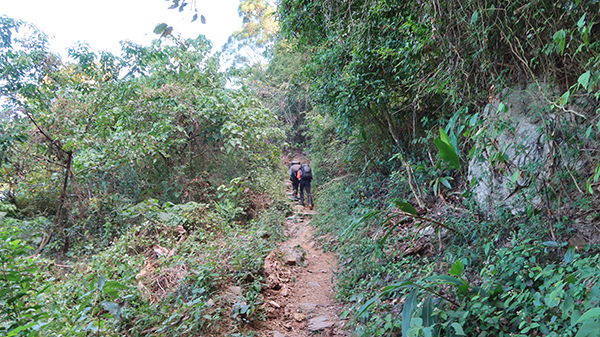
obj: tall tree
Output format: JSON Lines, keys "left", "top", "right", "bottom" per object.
{"left": 1, "top": 18, "right": 283, "bottom": 255}
{"left": 223, "top": 0, "right": 279, "bottom": 68}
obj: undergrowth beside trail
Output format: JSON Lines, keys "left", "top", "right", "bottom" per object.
{"left": 313, "top": 176, "right": 600, "bottom": 336}
{"left": 2, "top": 172, "right": 291, "bottom": 336}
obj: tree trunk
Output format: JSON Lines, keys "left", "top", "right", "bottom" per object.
{"left": 56, "top": 151, "right": 72, "bottom": 259}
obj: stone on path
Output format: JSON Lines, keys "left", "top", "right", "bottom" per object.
{"left": 272, "top": 331, "right": 286, "bottom": 337}
{"left": 284, "top": 247, "right": 304, "bottom": 266}
{"left": 307, "top": 281, "right": 320, "bottom": 287}
{"left": 227, "top": 286, "right": 242, "bottom": 297}
{"left": 308, "top": 315, "right": 335, "bottom": 331}
{"left": 299, "top": 302, "right": 318, "bottom": 312}
{"left": 294, "top": 313, "right": 306, "bottom": 322}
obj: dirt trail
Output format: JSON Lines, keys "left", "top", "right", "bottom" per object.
{"left": 255, "top": 180, "right": 349, "bottom": 337}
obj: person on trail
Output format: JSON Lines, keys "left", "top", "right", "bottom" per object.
{"left": 289, "top": 159, "right": 302, "bottom": 200}
{"left": 296, "top": 163, "right": 313, "bottom": 209}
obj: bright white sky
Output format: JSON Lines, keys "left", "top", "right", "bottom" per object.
{"left": 0, "top": 0, "right": 243, "bottom": 60}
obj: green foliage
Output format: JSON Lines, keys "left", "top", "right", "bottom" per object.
{"left": 226, "top": 0, "right": 278, "bottom": 55}
{"left": 0, "top": 12, "right": 294, "bottom": 336}
{"left": 0, "top": 195, "right": 288, "bottom": 336}
{"left": 59, "top": 276, "right": 129, "bottom": 335}
{"left": 0, "top": 18, "right": 285, "bottom": 255}
{"left": 6, "top": 0, "right": 600, "bottom": 335}
{"left": 434, "top": 128, "right": 460, "bottom": 171}
{"left": 274, "top": 0, "right": 600, "bottom": 336}
{"left": 310, "top": 170, "right": 600, "bottom": 336}
{"left": 0, "top": 228, "right": 46, "bottom": 336}
{"left": 278, "top": 0, "right": 600, "bottom": 207}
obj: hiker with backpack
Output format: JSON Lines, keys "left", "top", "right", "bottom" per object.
{"left": 296, "top": 163, "right": 313, "bottom": 209}
{"left": 289, "top": 160, "right": 302, "bottom": 200}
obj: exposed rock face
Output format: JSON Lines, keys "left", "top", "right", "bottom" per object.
{"left": 468, "top": 83, "right": 593, "bottom": 216}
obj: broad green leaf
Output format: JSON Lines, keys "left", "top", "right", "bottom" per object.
{"left": 578, "top": 71, "right": 591, "bottom": 91}
{"left": 469, "top": 113, "right": 479, "bottom": 126}
{"left": 356, "top": 296, "right": 378, "bottom": 318}
{"left": 576, "top": 308, "right": 600, "bottom": 324}
{"left": 393, "top": 200, "right": 418, "bottom": 215}
{"left": 575, "top": 319, "right": 600, "bottom": 337}
{"left": 7, "top": 292, "right": 27, "bottom": 305}
{"left": 458, "top": 283, "right": 470, "bottom": 296}
{"left": 449, "top": 260, "right": 463, "bottom": 277}
{"left": 85, "top": 321, "right": 99, "bottom": 333}
{"left": 565, "top": 274, "right": 577, "bottom": 284}
{"left": 510, "top": 170, "right": 520, "bottom": 183}
{"left": 564, "top": 247, "right": 576, "bottom": 264}
{"left": 101, "top": 301, "right": 121, "bottom": 320}
{"left": 470, "top": 10, "right": 479, "bottom": 25}
{"left": 558, "top": 90, "right": 570, "bottom": 106}
{"left": 421, "top": 294, "right": 435, "bottom": 327}
{"left": 564, "top": 294, "right": 575, "bottom": 314}
{"left": 439, "top": 128, "right": 451, "bottom": 145}
{"left": 342, "top": 211, "right": 382, "bottom": 237}
{"left": 6, "top": 271, "right": 20, "bottom": 282}
{"left": 161, "top": 26, "right": 173, "bottom": 37}
{"left": 553, "top": 29, "right": 567, "bottom": 54}
{"left": 78, "top": 290, "right": 94, "bottom": 300}
{"left": 440, "top": 177, "right": 452, "bottom": 189}
{"left": 97, "top": 276, "right": 106, "bottom": 292}
{"left": 153, "top": 23, "right": 168, "bottom": 34}
{"left": 468, "top": 146, "right": 476, "bottom": 160}
{"left": 448, "top": 130, "right": 459, "bottom": 155}
{"left": 451, "top": 322, "right": 466, "bottom": 336}
{"left": 434, "top": 138, "right": 461, "bottom": 170}
{"left": 577, "top": 13, "right": 586, "bottom": 28}
{"left": 542, "top": 241, "right": 559, "bottom": 247}
{"left": 402, "top": 289, "right": 418, "bottom": 337}
{"left": 572, "top": 311, "right": 582, "bottom": 327}
{"left": 103, "top": 281, "right": 128, "bottom": 297}
{"left": 498, "top": 102, "right": 508, "bottom": 113}
{"left": 544, "top": 288, "right": 561, "bottom": 308}
{"left": 586, "top": 125, "right": 593, "bottom": 139}
{"left": 7, "top": 322, "right": 37, "bottom": 336}
{"left": 427, "top": 274, "right": 463, "bottom": 286}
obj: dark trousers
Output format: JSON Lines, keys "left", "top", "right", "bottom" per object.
{"left": 299, "top": 179, "right": 312, "bottom": 204}
{"left": 291, "top": 178, "right": 299, "bottom": 195}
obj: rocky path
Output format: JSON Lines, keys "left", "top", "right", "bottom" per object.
{"left": 254, "top": 182, "right": 348, "bottom": 337}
